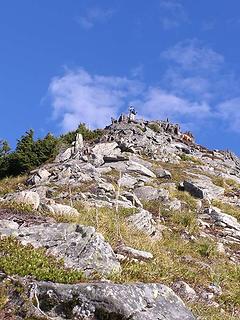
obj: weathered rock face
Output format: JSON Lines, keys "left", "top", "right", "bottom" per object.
{"left": 0, "top": 220, "right": 121, "bottom": 276}
{"left": 27, "top": 168, "right": 51, "bottom": 185}
{"left": 6, "top": 278, "right": 195, "bottom": 320}
{"left": 134, "top": 186, "right": 169, "bottom": 202}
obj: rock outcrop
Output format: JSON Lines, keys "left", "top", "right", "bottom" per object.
{"left": 0, "top": 274, "right": 196, "bottom": 320}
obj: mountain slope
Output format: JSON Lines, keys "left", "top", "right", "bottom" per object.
{"left": 0, "top": 117, "right": 239, "bottom": 319}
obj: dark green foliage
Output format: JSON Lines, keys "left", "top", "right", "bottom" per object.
{"left": 0, "top": 123, "right": 103, "bottom": 179}
{"left": 0, "top": 140, "right": 11, "bottom": 178}
{"left": 0, "top": 140, "right": 10, "bottom": 156}
{"left": 60, "top": 123, "right": 103, "bottom": 145}
{"left": 0, "top": 131, "right": 59, "bottom": 177}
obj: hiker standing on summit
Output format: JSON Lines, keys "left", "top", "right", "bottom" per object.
{"left": 129, "top": 106, "right": 137, "bottom": 121}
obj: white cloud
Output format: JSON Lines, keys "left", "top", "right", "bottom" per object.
{"left": 49, "top": 68, "right": 142, "bottom": 131}
{"left": 77, "top": 7, "right": 114, "bottom": 29}
{"left": 159, "top": 0, "right": 188, "bottom": 29}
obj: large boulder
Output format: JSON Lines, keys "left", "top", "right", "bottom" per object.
{"left": 127, "top": 161, "right": 156, "bottom": 178}
{"left": 44, "top": 203, "right": 80, "bottom": 216}
{"left": 4, "top": 191, "right": 40, "bottom": 210}
{"left": 27, "top": 168, "right": 51, "bottom": 185}
{"left": 183, "top": 175, "right": 224, "bottom": 200}
{"left": 11, "top": 280, "right": 196, "bottom": 320}
{"left": 91, "top": 142, "right": 122, "bottom": 165}
{"left": 0, "top": 221, "right": 121, "bottom": 276}
{"left": 127, "top": 209, "right": 157, "bottom": 236}
{"left": 134, "top": 186, "right": 169, "bottom": 201}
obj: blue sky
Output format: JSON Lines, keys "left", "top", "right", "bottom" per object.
{"left": 1, "top": 0, "right": 240, "bottom": 154}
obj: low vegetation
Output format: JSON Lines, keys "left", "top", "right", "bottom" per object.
{"left": 0, "top": 237, "right": 84, "bottom": 283}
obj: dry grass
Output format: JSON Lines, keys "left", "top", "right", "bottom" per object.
{"left": 0, "top": 175, "right": 27, "bottom": 196}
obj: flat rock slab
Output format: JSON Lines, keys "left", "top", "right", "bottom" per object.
{"left": 115, "top": 244, "right": 153, "bottom": 261}
{"left": 0, "top": 220, "right": 120, "bottom": 276}
{"left": 29, "top": 281, "right": 196, "bottom": 320}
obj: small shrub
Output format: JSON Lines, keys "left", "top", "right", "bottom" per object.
{"left": 180, "top": 154, "right": 204, "bottom": 165}
{"left": 196, "top": 239, "right": 217, "bottom": 258}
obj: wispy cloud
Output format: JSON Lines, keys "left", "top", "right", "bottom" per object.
{"left": 162, "top": 39, "right": 224, "bottom": 72}
{"left": 77, "top": 7, "right": 115, "bottom": 29}
{"left": 161, "top": 39, "right": 239, "bottom": 102}
{"left": 159, "top": 0, "right": 188, "bottom": 29}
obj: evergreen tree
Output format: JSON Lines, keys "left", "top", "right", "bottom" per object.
{"left": 34, "top": 133, "right": 58, "bottom": 165}
{"left": 14, "top": 129, "right": 37, "bottom": 173}
{"left": 0, "top": 140, "right": 11, "bottom": 178}
{"left": 0, "top": 140, "right": 10, "bottom": 157}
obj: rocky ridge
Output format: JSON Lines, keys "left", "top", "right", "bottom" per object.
{"left": 0, "top": 116, "right": 240, "bottom": 319}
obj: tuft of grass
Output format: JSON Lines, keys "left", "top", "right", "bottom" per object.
{"left": 0, "top": 237, "right": 85, "bottom": 283}
{"left": 190, "top": 303, "right": 240, "bottom": 320}
{"left": 212, "top": 176, "right": 226, "bottom": 188}
{"left": 196, "top": 239, "right": 218, "bottom": 258}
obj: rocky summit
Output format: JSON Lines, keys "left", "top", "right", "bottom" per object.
{"left": 0, "top": 115, "right": 240, "bottom": 320}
